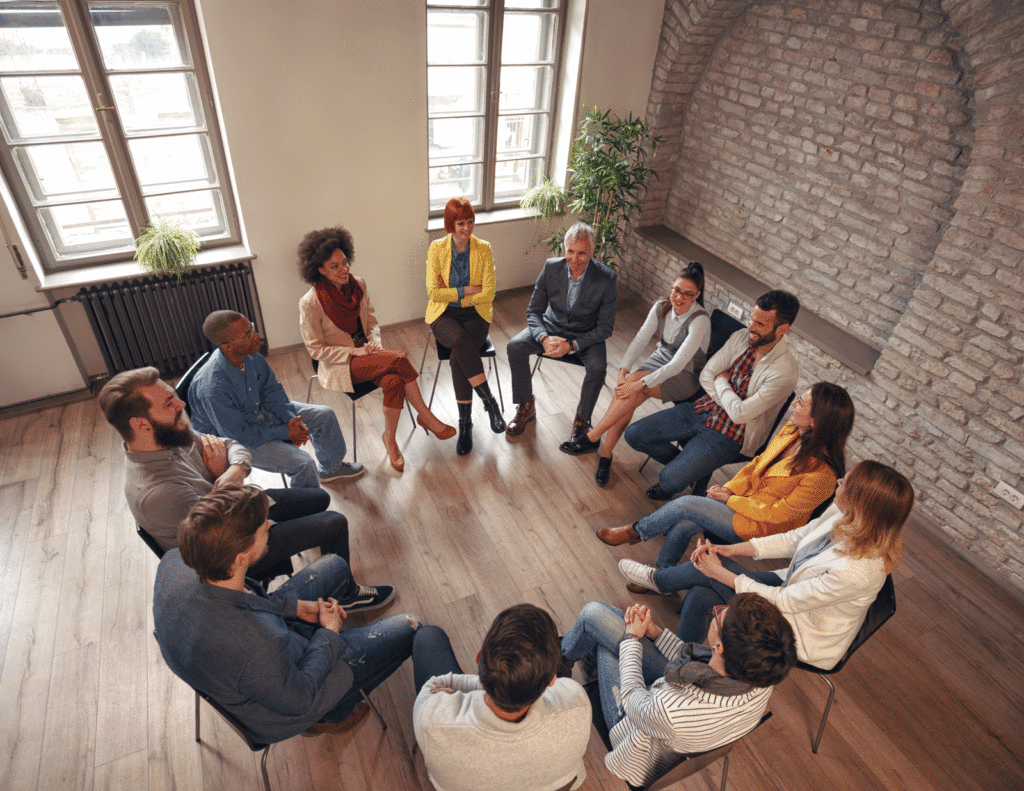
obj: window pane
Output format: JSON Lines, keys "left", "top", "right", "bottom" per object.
{"left": 501, "top": 12, "right": 556, "bottom": 63}
{"left": 88, "top": 2, "right": 190, "bottom": 70}
{"left": 14, "top": 141, "right": 119, "bottom": 202}
{"left": 427, "top": 0, "right": 486, "bottom": 7}
{"left": 426, "top": 10, "right": 487, "bottom": 65}
{"left": 494, "top": 157, "right": 542, "bottom": 203}
{"left": 428, "top": 65, "right": 485, "bottom": 115}
{"left": 429, "top": 117, "right": 483, "bottom": 165}
{"left": 496, "top": 113, "right": 548, "bottom": 159}
{"left": 505, "top": 0, "right": 559, "bottom": 9}
{"left": 0, "top": 76, "right": 98, "bottom": 140}
{"left": 146, "top": 189, "right": 227, "bottom": 237}
{"left": 129, "top": 134, "right": 215, "bottom": 194}
{"left": 498, "top": 65, "right": 551, "bottom": 112}
{"left": 0, "top": 3, "right": 77, "bottom": 71}
{"left": 43, "top": 199, "right": 133, "bottom": 256}
{"left": 429, "top": 162, "right": 481, "bottom": 212}
{"left": 109, "top": 71, "right": 203, "bottom": 133}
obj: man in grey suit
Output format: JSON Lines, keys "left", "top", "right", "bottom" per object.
{"left": 505, "top": 222, "right": 618, "bottom": 444}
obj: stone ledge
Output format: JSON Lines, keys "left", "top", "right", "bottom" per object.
{"left": 636, "top": 224, "right": 881, "bottom": 375}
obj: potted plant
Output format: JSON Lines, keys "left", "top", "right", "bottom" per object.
{"left": 520, "top": 106, "right": 662, "bottom": 269}
{"left": 134, "top": 220, "right": 201, "bottom": 278}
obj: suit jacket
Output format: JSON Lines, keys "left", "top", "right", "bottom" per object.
{"left": 425, "top": 234, "right": 496, "bottom": 324}
{"left": 723, "top": 422, "right": 838, "bottom": 540}
{"left": 697, "top": 328, "right": 799, "bottom": 455}
{"left": 153, "top": 550, "right": 354, "bottom": 744}
{"left": 298, "top": 275, "right": 383, "bottom": 393}
{"left": 734, "top": 505, "right": 887, "bottom": 670}
{"left": 526, "top": 257, "right": 617, "bottom": 351}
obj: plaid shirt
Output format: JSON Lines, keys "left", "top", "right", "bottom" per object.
{"left": 694, "top": 345, "right": 758, "bottom": 443}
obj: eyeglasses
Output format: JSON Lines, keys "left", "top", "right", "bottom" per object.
{"left": 228, "top": 323, "right": 256, "bottom": 344}
{"left": 672, "top": 287, "right": 699, "bottom": 300}
{"left": 712, "top": 604, "right": 728, "bottom": 634}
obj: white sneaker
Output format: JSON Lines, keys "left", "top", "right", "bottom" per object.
{"left": 618, "top": 559, "right": 659, "bottom": 593}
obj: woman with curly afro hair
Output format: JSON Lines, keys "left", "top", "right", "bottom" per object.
{"left": 298, "top": 225, "right": 455, "bottom": 471}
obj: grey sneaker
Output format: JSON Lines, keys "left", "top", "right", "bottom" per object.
{"left": 321, "top": 462, "right": 365, "bottom": 482}
{"left": 339, "top": 584, "right": 396, "bottom": 613}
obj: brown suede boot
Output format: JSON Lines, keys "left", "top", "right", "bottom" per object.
{"left": 596, "top": 522, "right": 641, "bottom": 546}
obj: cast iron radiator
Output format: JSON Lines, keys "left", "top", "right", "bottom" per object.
{"left": 78, "top": 261, "right": 266, "bottom": 378}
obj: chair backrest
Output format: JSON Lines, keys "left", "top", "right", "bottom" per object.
{"left": 644, "top": 711, "right": 773, "bottom": 791}
{"left": 175, "top": 351, "right": 213, "bottom": 417}
{"left": 751, "top": 390, "right": 795, "bottom": 458}
{"left": 195, "top": 686, "right": 270, "bottom": 751}
{"left": 137, "top": 524, "right": 166, "bottom": 559}
{"left": 827, "top": 574, "right": 896, "bottom": 675}
{"left": 707, "top": 308, "right": 745, "bottom": 359}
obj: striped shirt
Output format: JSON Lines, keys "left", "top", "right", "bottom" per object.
{"left": 605, "top": 631, "right": 772, "bottom": 788}
{"left": 693, "top": 345, "right": 758, "bottom": 444}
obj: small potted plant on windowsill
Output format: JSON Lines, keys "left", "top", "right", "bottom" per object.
{"left": 134, "top": 220, "right": 201, "bottom": 279}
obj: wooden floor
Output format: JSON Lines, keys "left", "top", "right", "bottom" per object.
{"left": 1, "top": 289, "right": 1022, "bottom": 791}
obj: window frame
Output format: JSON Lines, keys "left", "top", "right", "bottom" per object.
{"left": 0, "top": 0, "right": 241, "bottom": 273}
{"left": 426, "top": 0, "right": 568, "bottom": 218}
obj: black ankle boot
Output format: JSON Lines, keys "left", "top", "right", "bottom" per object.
{"left": 457, "top": 402, "right": 473, "bottom": 456}
{"left": 473, "top": 382, "right": 506, "bottom": 433}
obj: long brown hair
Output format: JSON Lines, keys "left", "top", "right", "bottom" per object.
{"left": 656, "top": 261, "right": 705, "bottom": 320}
{"left": 788, "top": 382, "right": 854, "bottom": 476}
{"left": 832, "top": 461, "right": 913, "bottom": 573}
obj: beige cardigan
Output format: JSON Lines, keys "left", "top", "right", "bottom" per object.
{"left": 298, "top": 277, "right": 383, "bottom": 393}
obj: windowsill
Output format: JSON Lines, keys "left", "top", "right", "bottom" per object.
{"left": 34, "top": 244, "right": 256, "bottom": 292}
{"left": 426, "top": 206, "right": 538, "bottom": 233}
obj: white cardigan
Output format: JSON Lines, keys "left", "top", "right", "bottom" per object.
{"left": 734, "top": 504, "right": 886, "bottom": 670}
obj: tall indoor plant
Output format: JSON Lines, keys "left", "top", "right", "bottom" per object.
{"left": 520, "top": 106, "right": 662, "bottom": 268}
{"left": 134, "top": 220, "right": 201, "bottom": 279}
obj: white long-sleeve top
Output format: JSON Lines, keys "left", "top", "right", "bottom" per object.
{"left": 619, "top": 302, "right": 711, "bottom": 388}
{"left": 734, "top": 504, "right": 887, "bottom": 670}
{"left": 606, "top": 630, "right": 772, "bottom": 788}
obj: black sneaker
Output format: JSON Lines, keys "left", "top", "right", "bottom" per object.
{"left": 339, "top": 584, "right": 396, "bottom": 613}
{"left": 559, "top": 433, "right": 600, "bottom": 456}
{"left": 646, "top": 483, "right": 672, "bottom": 501}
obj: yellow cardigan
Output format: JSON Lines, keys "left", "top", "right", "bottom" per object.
{"left": 424, "top": 234, "right": 496, "bottom": 324}
{"left": 724, "top": 422, "right": 838, "bottom": 540}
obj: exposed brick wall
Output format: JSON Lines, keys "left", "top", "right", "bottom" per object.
{"left": 624, "top": 0, "right": 1024, "bottom": 594}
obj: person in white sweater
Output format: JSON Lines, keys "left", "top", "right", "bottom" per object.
{"left": 561, "top": 262, "right": 711, "bottom": 488}
{"left": 654, "top": 460, "right": 913, "bottom": 670}
{"left": 412, "top": 604, "right": 591, "bottom": 791}
{"left": 559, "top": 595, "right": 796, "bottom": 789}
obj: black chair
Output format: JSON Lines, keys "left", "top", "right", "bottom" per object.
{"left": 175, "top": 350, "right": 213, "bottom": 414}
{"left": 418, "top": 331, "right": 504, "bottom": 413}
{"left": 194, "top": 687, "right": 273, "bottom": 791}
{"left": 137, "top": 524, "right": 166, "bottom": 559}
{"left": 531, "top": 349, "right": 585, "bottom": 376}
{"left": 797, "top": 574, "right": 897, "bottom": 753}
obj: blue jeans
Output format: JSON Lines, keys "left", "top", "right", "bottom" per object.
{"left": 249, "top": 487, "right": 351, "bottom": 586}
{"left": 635, "top": 496, "right": 741, "bottom": 574}
{"left": 251, "top": 401, "right": 348, "bottom": 488}
{"left": 561, "top": 601, "right": 669, "bottom": 731}
{"left": 411, "top": 624, "right": 464, "bottom": 691}
{"left": 623, "top": 402, "right": 740, "bottom": 495}
{"left": 674, "top": 559, "right": 783, "bottom": 642}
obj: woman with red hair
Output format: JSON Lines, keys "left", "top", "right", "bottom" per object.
{"left": 425, "top": 197, "right": 505, "bottom": 455}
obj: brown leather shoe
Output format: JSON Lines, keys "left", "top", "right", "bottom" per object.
{"left": 505, "top": 397, "right": 536, "bottom": 436}
{"left": 303, "top": 701, "right": 369, "bottom": 735}
{"left": 626, "top": 582, "right": 663, "bottom": 595}
{"left": 596, "top": 522, "right": 641, "bottom": 546}
{"left": 569, "top": 414, "right": 591, "bottom": 443}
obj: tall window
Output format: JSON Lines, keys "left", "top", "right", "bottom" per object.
{"left": 0, "top": 1, "right": 238, "bottom": 272}
{"left": 427, "top": 0, "right": 564, "bottom": 214}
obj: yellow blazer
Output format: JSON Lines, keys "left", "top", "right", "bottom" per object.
{"left": 724, "top": 422, "right": 838, "bottom": 540}
{"left": 424, "top": 234, "right": 496, "bottom": 324}
{"left": 298, "top": 276, "right": 383, "bottom": 393}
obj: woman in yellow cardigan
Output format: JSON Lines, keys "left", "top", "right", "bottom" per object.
{"left": 425, "top": 197, "right": 505, "bottom": 455}
{"left": 597, "top": 382, "right": 854, "bottom": 593}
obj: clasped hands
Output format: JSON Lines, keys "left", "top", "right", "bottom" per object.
{"left": 436, "top": 273, "right": 481, "bottom": 296}
{"left": 541, "top": 334, "right": 572, "bottom": 358}
{"left": 200, "top": 434, "right": 247, "bottom": 488}
{"left": 706, "top": 484, "right": 733, "bottom": 503}
{"left": 614, "top": 370, "right": 646, "bottom": 399}
{"left": 690, "top": 537, "right": 741, "bottom": 583}
{"left": 287, "top": 416, "right": 310, "bottom": 446}
{"left": 296, "top": 597, "right": 347, "bottom": 633}
{"left": 623, "top": 603, "right": 663, "bottom": 641}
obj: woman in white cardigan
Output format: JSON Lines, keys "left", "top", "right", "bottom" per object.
{"left": 298, "top": 226, "right": 455, "bottom": 472}
{"left": 666, "top": 460, "right": 912, "bottom": 670}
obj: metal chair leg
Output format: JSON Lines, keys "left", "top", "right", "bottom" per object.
{"left": 532, "top": 355, "right": 543, "bottom": 375}
{"left": 488, "top": 357, "right": 504, "bottom": 412}
{"left": 418, "top": 329, "right": 433, "bottom": 374}
{"left": 351, "top": 400, "right": 358, "bottom": 463}
{"left": 811, "top": 674, "right": 837, "bottom": 753}
{"left": 360, "top": 689, "right": 387, "bottom": 730}
{"left": 426, "top": 360, "right": 442, "bottom": 416}
{"left": 195, "top": 690, "right": 201, "bottom": 743}
{"left": 719, "top": 753, "right": 730, "bottom": 791}
{"left": 259, "top": 746, "right": 271, "bottom": 791}
{"left": 639, "top": 454, "right": 652, "bottom": 473}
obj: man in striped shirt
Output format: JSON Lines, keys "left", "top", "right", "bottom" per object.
{"left": 560, "top": 593, "right": 796, "bottom": 788}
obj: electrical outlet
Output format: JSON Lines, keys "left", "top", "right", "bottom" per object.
{"left": 994, "top": 481, "right": 1024, "bottom": 510}
{"left": 726, "top": 302, "right": 744, "bottom": 321}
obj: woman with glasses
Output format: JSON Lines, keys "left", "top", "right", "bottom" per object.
{"left": 561, "top": 263, "right": 710, "bottom": 487}
{"left": 601, "top": 382, "right": 854, "bottom": 589}
{"left": 298, "top": 225, "right": 455, "bottom": 472}
{"left": 638, "top": 460, "right": 912, "bottom": 670}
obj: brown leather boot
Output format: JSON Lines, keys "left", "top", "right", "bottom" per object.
{"left": 596, "top": 522, "right": 641, "bottom": 546}
{"left": 569, "top": 414, "right": 591, "bottom": 443}
{"left": 303, "top": 701, "right": 369, "bottom": 735}
{"left": 506, "top": 397, "right": 536, "bottom": 436}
